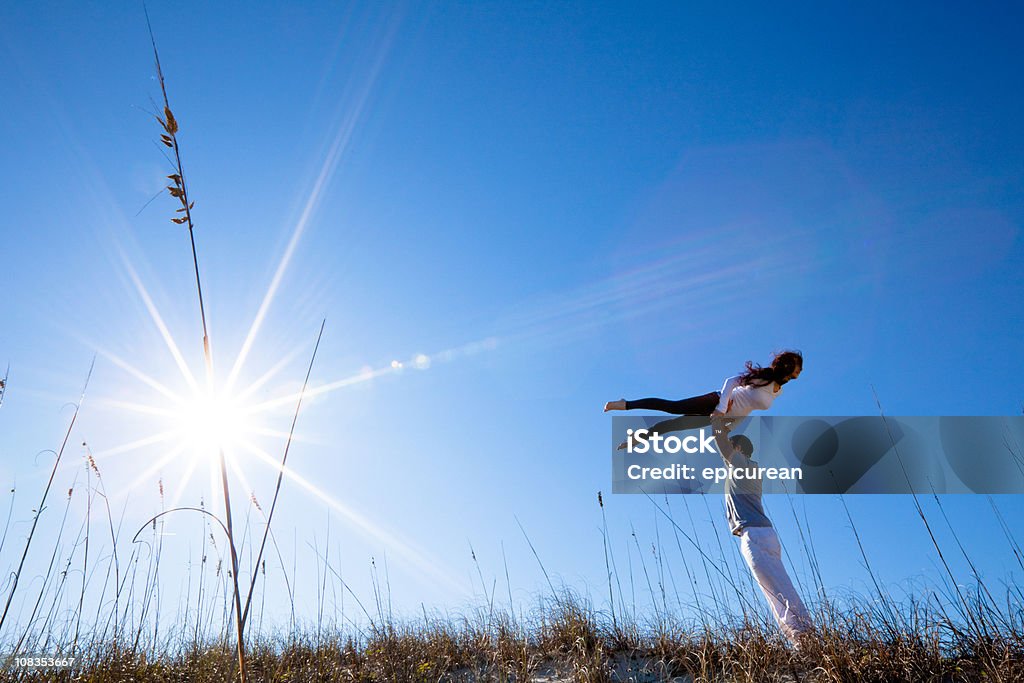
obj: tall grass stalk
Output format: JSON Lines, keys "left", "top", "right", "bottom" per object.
{"left": 14, "top": 476, "right": 77, "bottom": 654}
{"left": 145, "top": 11, "right": 248, "bottom": 679}
{"left": 515, "top": 516, "right": 558, "bottom": 607}
{"left": 989, "top": 496, "right": 1024, "bottom": 573}
{"left": 597, "top": 491, "right": 618, "bottom": 630}
{"left": 241, "top": 321, "right": 325, "bottom": 632}
{"left": 663, "top": 495, "right": 708, "bottom": 630}
{"left": 0, "top": 357, "right": 94, "bottom": 635}
{"left": 872, "top": 386, "right": 1005, "bottom": 679}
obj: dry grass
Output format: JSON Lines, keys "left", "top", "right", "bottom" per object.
{"left": 3, "top": 587, "right": 1022, "bottom": 681}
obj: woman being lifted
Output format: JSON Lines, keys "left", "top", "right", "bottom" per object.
{"left": 604, "top": 351, "right": 803, "bottom": 444}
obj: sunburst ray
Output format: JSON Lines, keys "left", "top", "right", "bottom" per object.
{"left": 239, "top": 441, "right": 469, "bottom": 596}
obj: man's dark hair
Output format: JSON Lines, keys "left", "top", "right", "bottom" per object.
{"left": 730, "top": 434, "right": 754, "bottom": 458}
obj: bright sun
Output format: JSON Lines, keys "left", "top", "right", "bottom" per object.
{"left": 171, "top": 389, "right": 255, "bottom": 459}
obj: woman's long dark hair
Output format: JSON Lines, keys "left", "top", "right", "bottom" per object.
{"left": 739, "top": 350, "right": 803, "bottom": 387}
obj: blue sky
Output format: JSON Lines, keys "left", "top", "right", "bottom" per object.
{"left": 1, "top": 2, "right": 1022, "bottom": 631}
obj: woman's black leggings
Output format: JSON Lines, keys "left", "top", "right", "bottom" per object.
{"left": 624, "top": 391, "right": 721, "bottom": 436}
{"left": 625, "top": 391, "right": 721, "bottom": 415}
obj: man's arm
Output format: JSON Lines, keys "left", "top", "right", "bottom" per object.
{"left": 710, "top": 416, "right": 742, "bottom": 467}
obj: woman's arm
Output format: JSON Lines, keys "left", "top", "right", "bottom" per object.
{"left": 715, "top": 375, "right": 741, "bottom": 413}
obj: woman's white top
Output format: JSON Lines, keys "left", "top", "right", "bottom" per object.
{"left": 715, "top": 375, "right": 781, "bottom": 418}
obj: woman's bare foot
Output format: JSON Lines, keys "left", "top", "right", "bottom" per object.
{"left": 604, "top": 399, "right": 627, "bottom": 412}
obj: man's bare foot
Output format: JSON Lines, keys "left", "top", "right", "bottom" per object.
{"left": 604, "top": 399, "right": 627, "bottom": 412}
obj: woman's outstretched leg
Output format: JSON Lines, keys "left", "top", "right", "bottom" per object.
{"left": 605, "top": 391, "right": 720, "bottom": 415}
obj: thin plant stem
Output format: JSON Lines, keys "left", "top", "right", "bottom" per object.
{"left": 241, "top": 320, "right": 325, "bottom": 630}
{"left": 0, "top": 357, "right": 94, "bottom": 634}
{"left": 144, "top": 7, "right": 247, "bottom": 679}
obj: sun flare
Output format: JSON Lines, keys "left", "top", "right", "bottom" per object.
{"left": 170, "top": 388, "right": 255, "bottom": 460}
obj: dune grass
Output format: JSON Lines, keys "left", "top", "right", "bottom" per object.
{"left": 3, "top": 585, "right": 1023, "bottom": 681}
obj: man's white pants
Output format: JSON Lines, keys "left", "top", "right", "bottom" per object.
{"left": 739, "top": 526, "right": 812, "bottom": 645}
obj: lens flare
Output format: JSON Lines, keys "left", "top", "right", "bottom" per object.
{"left": 171, "top": 389, "right": 254, "bottom": 460}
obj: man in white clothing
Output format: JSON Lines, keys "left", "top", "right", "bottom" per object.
{"left": 710, "top": 415, "right": 814, "bottom": 647}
